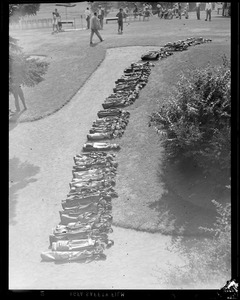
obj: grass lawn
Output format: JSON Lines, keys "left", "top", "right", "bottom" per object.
{"left": 9, "top": 11, "right": 230, "bottom": 122}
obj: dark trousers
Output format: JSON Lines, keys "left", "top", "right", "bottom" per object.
{"left": 86, "top": 16, "right": 90, "bottom": 29}
{"left": 90, "top": 29, "right": 102, "bottom": 43}
{"left": 205, "top": 9, "right": 211, "bottom": 21}
{"left": 196, "top": 7, "right": 200, "bottom": 19}
{"left": 118, "top": 21, "right": 123, "bottom": 32}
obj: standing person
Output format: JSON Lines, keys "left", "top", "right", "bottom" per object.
{"left": 157, "top": 3, "right": 162, "bottom": 17}
{"left": 98, "top": 5, "right": 104, "bottom": 30}
{"left": 196, "top": 2, "right": 201, "bottom": 20}
{"left": 85, "top": 7, "right": 91, "bottom": 29}
{"left": 11, "top": 83, "right": 27, "bottom": 112}
{"left": 54, "top": 9, "right": 60, "bottom": 31}
{"left": 174, "top": 3, "right": 178, "bottom": 17}
{"left": 116, "top": 8, "right": 124, "bottom": 34}
{"left": 90, "top": 12, "right": 103, "bottom": 45}
{"left": 57, "top": 11, "right": 62, "bottom": 31}
{"left": 52, "top": 12, "right": 58, "bottom": 33}
{"left": 133, "top": 3, "right": 138, "bottom": 19}
{"left": 177, "top": 3, "right": 182, "bottom": 19}
{"left": 184, "top": 3, "right": 189, "bottom": 19}
{"left": 144, "top": 7, "right": 150, "bottom": 21}
{"left": 161, "top": 6, "right": 166, "bottom": 18}
{"left": 205, "top": 2, "right": 212, "bottom": 21}
{"left": 148, "top": 3, "right": 153, "bottom": 16}
{"left": 222, "top": 2, "right": 227, "bottom": 17}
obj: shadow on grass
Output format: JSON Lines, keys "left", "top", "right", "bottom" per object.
{"left": 9, "top": 110, "right": 25, "bottom": 132}
{"left": 9, "top": 157, "right": 40, "bottom": 225}
{"left": 148, "top": 157, "right": 230, "bottom": 236}
{"left": 90, "top": 41, "right": 103, "bottom": 47}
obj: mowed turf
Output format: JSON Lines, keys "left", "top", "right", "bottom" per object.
{"left": 9, "top": 11, "right": 230, "bottom": 122}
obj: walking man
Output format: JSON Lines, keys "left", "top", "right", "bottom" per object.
{"left": 85, "top": 7, "right": 91, "bottom": 29}
{"left": 205, "top": 2, "right": 212, "bottom": 21}
{"left": 196, "top": 2, "right": 201, "bottom": 20}
{"left": 90, "top": 12, "right": 103, "bottom": 45}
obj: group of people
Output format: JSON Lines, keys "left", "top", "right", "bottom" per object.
{"left": 156, "top": 3, "right": 189, "bottom": 19}
{"left": 86, "top": 5, "right": 126, "bottom": 43}
{"left": 155, "top": 2, "right": 215, "bottom": 22}
{"left": 52, "top": 8, "right": 62, "bottom": 34}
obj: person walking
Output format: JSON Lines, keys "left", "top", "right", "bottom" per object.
{"left": 98, "top": 5, "right": 104, "bottom": 30}
{"left": 116, "top": 8, "right": 124, "bottom": 34}
{"left": 205, "top": 2, "right": 212, "bottom": 21}
{"left": 196, "top": 2, "right": 201, "bottom": 20}
{"left": 90, "top": 12, "right": 103, "bottom": 45}
{"left": 85, "top": 7, "right": 91, "bottom": 29}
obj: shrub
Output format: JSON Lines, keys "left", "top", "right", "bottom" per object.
{"left": 9, "top": 37, "right": 49, "bottom": 94}
{"left": 149, "top": 56, "right": 231, "bottom": 176}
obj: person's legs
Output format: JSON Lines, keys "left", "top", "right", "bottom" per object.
{"left": 18, "top": 86, "right": 27, "bottom": 109}
{"left": 12, "top": 89, "right": 20, "bottom": 111}
{"left": 95, "top": 29, "right": 103, "bottom": 41}
{"left": 209, "top": 9, "right": 211, "bottom": 21}
{"left": 205, "top": 10, "right": 208, "bottom": 20}
{"left": 120, "top": 21, "right": 123, "bottom": 33}
{"left": 197, "top": 7, "right": 200, "bottom": 19}
{"left": 90, "top": 29, "right": 94, "bottom": 43}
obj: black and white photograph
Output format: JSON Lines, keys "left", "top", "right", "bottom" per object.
{"left": 8, "top": 1, "right": 236, "bottom": 295}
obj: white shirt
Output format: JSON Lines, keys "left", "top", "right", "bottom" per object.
{"left": 85, "top": 9, "right": 91, "bottom": 18}
{"left": 196, "top": 2, "right": 200, "bottom": 7}
{"left": 205, "top": 3, "right": 212, "bottom": 10}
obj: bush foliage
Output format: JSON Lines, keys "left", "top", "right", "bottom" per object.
{"left": 149, "top": 57, "right": 231, "bottom": 175}
{"left": 9, "top": 4, "right": 41, "bottom": 23}
{"left": 9, "top": 36, "right": 49, "bottom": 93}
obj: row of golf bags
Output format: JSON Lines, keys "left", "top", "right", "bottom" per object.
{"left": 141, "top": 36, "right": 212, "bottom": 60}
{"left": 41, "top": 37, "right": 212, "bottom": 262}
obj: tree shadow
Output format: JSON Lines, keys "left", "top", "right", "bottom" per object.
{"left": 148, "top": 157, "right": 230, "bottom": 236}
{"left": 9, "top": 157, "right": 40, "bottom": 225}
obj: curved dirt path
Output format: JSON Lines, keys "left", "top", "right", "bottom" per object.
{"left": 9, "top": 46, "right": 216, "bottom": 290}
